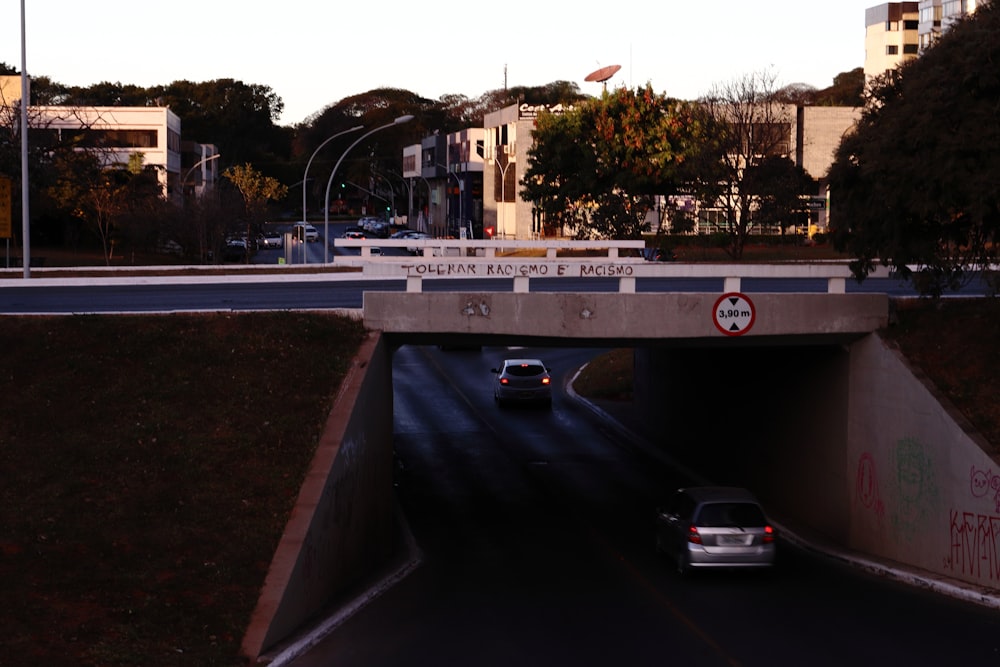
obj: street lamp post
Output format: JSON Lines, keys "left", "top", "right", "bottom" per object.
{"left": 181, "top": 153, "right": 220, "bottom": 198}
{"left": 323, "top": 114, "right": 414, "bottom": 262}
{"left": 376, "top": 170, "right": 411, "bottom": 224}
{"left": 19, "top": 0, "right": 30, "bottom": 278}
{"left": 437, "top": 163, "right": 463, "bottom": 238}
{"left": 180, "top": 153, "right": 220, "bottom": 262}
{"left": 301, "top": 125, "right": 364, "bottom": 265}
{"left": 416, "top": 175, "right": 432, "bottom": 233}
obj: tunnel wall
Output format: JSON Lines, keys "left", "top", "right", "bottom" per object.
{"left": 242, "top": 332, "right": 395, "bottom": 660}
{"left": 634, "top": 343, "right": 851, "bottom": 540}
{"left": 637, "top": 333, "right": 1000, "bottom": 590}
{"left": 846, "top": 334, "right": 1000, "bottom": 589}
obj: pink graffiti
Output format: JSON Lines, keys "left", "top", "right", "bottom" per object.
{"left": 948, "top": 509, "right": 1000, "bottom": 581}
{"left": 856, "top": 453, "right": 885, "bottom": 526}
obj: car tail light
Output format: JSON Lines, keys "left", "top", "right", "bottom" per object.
{"left": 763, "top": 525, "right": 775, "bottom": 544}
{"left": 687, "top": 525, "right": 702, "bottom": 544}
{"left": 500, "top": 378, "right": 509, "bottom": 385}
{"left": 541, "top": 377, "right": 551, "bottom": 385}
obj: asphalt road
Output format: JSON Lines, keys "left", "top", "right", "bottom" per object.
{"left": 278, "top": 345, "right": 1000, "bottom": 667}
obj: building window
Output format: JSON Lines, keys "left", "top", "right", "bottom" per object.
{"left": 904, "top": 19, "right": 919, "bottom": 30}
{"left": 903, "top": 44, "right": 919, "bottom": 54}
{"left": 886, "top": 45, "right": 899, "bottom": 55}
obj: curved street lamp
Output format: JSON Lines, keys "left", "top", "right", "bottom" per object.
{"left": 323, "top": 114, "right": 414, "bottom": 263}
{"left": 181, "top": 153, "right": 220, "bottom": 199}
{"left": 437, "top": 162, "right": 463, "bottom": 238}
{"left": 300, "top": 125, "right": 364, "bottom": 265}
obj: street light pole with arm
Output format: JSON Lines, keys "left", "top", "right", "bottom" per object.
{"left": 301, "top": 125, "right": 364, "bottom": 264}
{"left": 436, "top": 163, "right": 463, "bottom": 237}
{"left": 323, "top": 114, "right": 414, "bottom": 262}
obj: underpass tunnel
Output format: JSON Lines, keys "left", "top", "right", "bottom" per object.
{"left": 633, "top": 343, "right": 852, "bottom": 543}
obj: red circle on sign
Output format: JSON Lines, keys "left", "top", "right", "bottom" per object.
{"left": 712, "top": 292, "right": 756, "bottom": 336}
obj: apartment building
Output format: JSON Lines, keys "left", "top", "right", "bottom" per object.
{"left": 864, "top": 2, "right": 921, "bottom": 84}
{"left": 918, "top": 0, "right": 981, "bottom": 50}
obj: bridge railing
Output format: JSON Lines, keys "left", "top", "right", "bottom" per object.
{"left": 332, "top": 239, "right": 901, "bottom": 294}
{"left": 333, "top": 237, "right": 646, "bottom": 260}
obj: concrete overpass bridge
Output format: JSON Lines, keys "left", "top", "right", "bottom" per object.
{"left": 245, "top": 243, "right": 998, "bottom": 660}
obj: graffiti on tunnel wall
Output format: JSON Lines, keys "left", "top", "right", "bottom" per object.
{"left": 946, "top": 466, "right": 1000, "bottom": 580}
{"left": 855, "top": 437, "right": 939, "bottom": 541}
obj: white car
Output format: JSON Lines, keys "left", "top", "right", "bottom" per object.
{"left": 491, "top": 358, "right": 552, "bottom": 408}
{"left": 293, "top": 222, "right": 319, "bottom": 242}
{"left": 405, "top": 232, "right": 432, "bottom": 254}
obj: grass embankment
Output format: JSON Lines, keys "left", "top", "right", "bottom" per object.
{"left": 0, "top": 313, "right": 367, "bottom": 666}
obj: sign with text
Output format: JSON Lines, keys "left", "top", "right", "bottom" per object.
{"left": 0, "top": 176, "right": 11, "bottom": 239}
{"left": 402, "top": 261, "right": 636, "bottom": 278}
{"left": 713, "top": 292, "right": 756, "bottom": 336}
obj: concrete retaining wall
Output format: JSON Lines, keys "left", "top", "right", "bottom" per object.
{"left": 636, "top": 332, "right": 1000, "bottom": 589}
{"left": 241, "top": 333, "right": 394, "bottom": 660}
{"left": 846, "top": 334, "right": 1000, "bottom": 588}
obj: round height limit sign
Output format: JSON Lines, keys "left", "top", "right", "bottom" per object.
{"left": 713, "top": 292, "right": 756, "bottom": 336}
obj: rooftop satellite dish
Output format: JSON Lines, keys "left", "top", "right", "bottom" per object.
{"left": 584, "top": 64, "right": 621, "bottom": 90}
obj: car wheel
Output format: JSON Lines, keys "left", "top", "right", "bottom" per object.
{"left": 676, "top": 551, "right": 689, "bottom": 576}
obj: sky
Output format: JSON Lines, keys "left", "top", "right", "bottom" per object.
{"left": 2, "top": 1, "right": 876, "bottom": 127}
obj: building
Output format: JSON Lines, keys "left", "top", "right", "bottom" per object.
{"left": 918, "top": 0, "right": 981, "bottom": 51}
{"left": 1, "top": 76, "right": 218, "bottom": 203}
{"left": 413, "top": 129, "right": 484, "bottom": 238}
{"left": 28, "top": 106, "right": 183, "bottom": 194}
{"left": 477, "top": 100, "right": 857, "bottom": 240}
{"left": 482, "top": 102, "right": 574, "bottom": 240}
{"left": 864, "top": 2, "right": 920, "bottom": 84}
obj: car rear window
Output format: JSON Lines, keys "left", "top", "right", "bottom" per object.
{"left": 505, "top": 364, "right": 546, "bottom": 377}
{"left": 694, "top": 502, "right": 766, "bottom": 527}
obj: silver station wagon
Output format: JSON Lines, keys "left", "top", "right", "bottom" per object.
{"left": 655, "top": 486, "right": 777, "bottom": 574}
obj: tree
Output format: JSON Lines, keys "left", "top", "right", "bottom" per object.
{"left": 223, "top": 163, "right": 288, "bottom": 262}
{"left": 521, "top": 85, "right": 717, "bottom": 240}
{"left": 827, "top": 3, "right": 1000, "bottom": 296}
{"left": 696, "top": 69, "right": 799, "bottom": 258}
{"left": 816, "top": 68, "right": 864, "bottom": 107}
{"left": 742, "top": 156, "right": 816, "bottom": 233}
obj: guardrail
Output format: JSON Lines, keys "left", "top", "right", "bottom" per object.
{"left": 334, "top": 237, "right": 647, "bottom": 259}
{"left": 334, "top": 239, "right": 889, "bottom": 295}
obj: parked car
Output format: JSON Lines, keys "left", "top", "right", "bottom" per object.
{"left": 260, "top": 230, "right": 284, "bottom": 249}
{"left": 491, "top": 358, "right": 552, "bottom": 408}
{"left": 293, "top": 222, "right": 319, "bottom": 242}
{"left": 222, "top": 237, "right": 250, "bottom": 262}
{"left": 655, "top": 486, "right": 776, "bottom": 574}
{"left": 390, "top": 228, "right": 422, "bottom": 239}
{"left": 342, "top": 230, "right": 368, "bottom": 240}
{"left": 405, "top": 232, "right": 432, "bottom": 254}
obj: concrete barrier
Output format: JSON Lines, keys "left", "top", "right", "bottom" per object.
{"left": 241, "top": 333, "right": 394, "bottom": 660}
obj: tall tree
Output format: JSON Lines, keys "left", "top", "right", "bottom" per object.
{"left": 697, "top": 69, "right": 798, "bottom": 258}
{"left": 827, "top": 3, "right": 1000, "bottom": 295}
{"left": 521, "top": 85, "right": 716, "bottom": 240}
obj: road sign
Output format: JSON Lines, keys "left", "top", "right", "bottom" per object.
{"left": 713, "top": 292, "right": 756, "bottom": 336}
